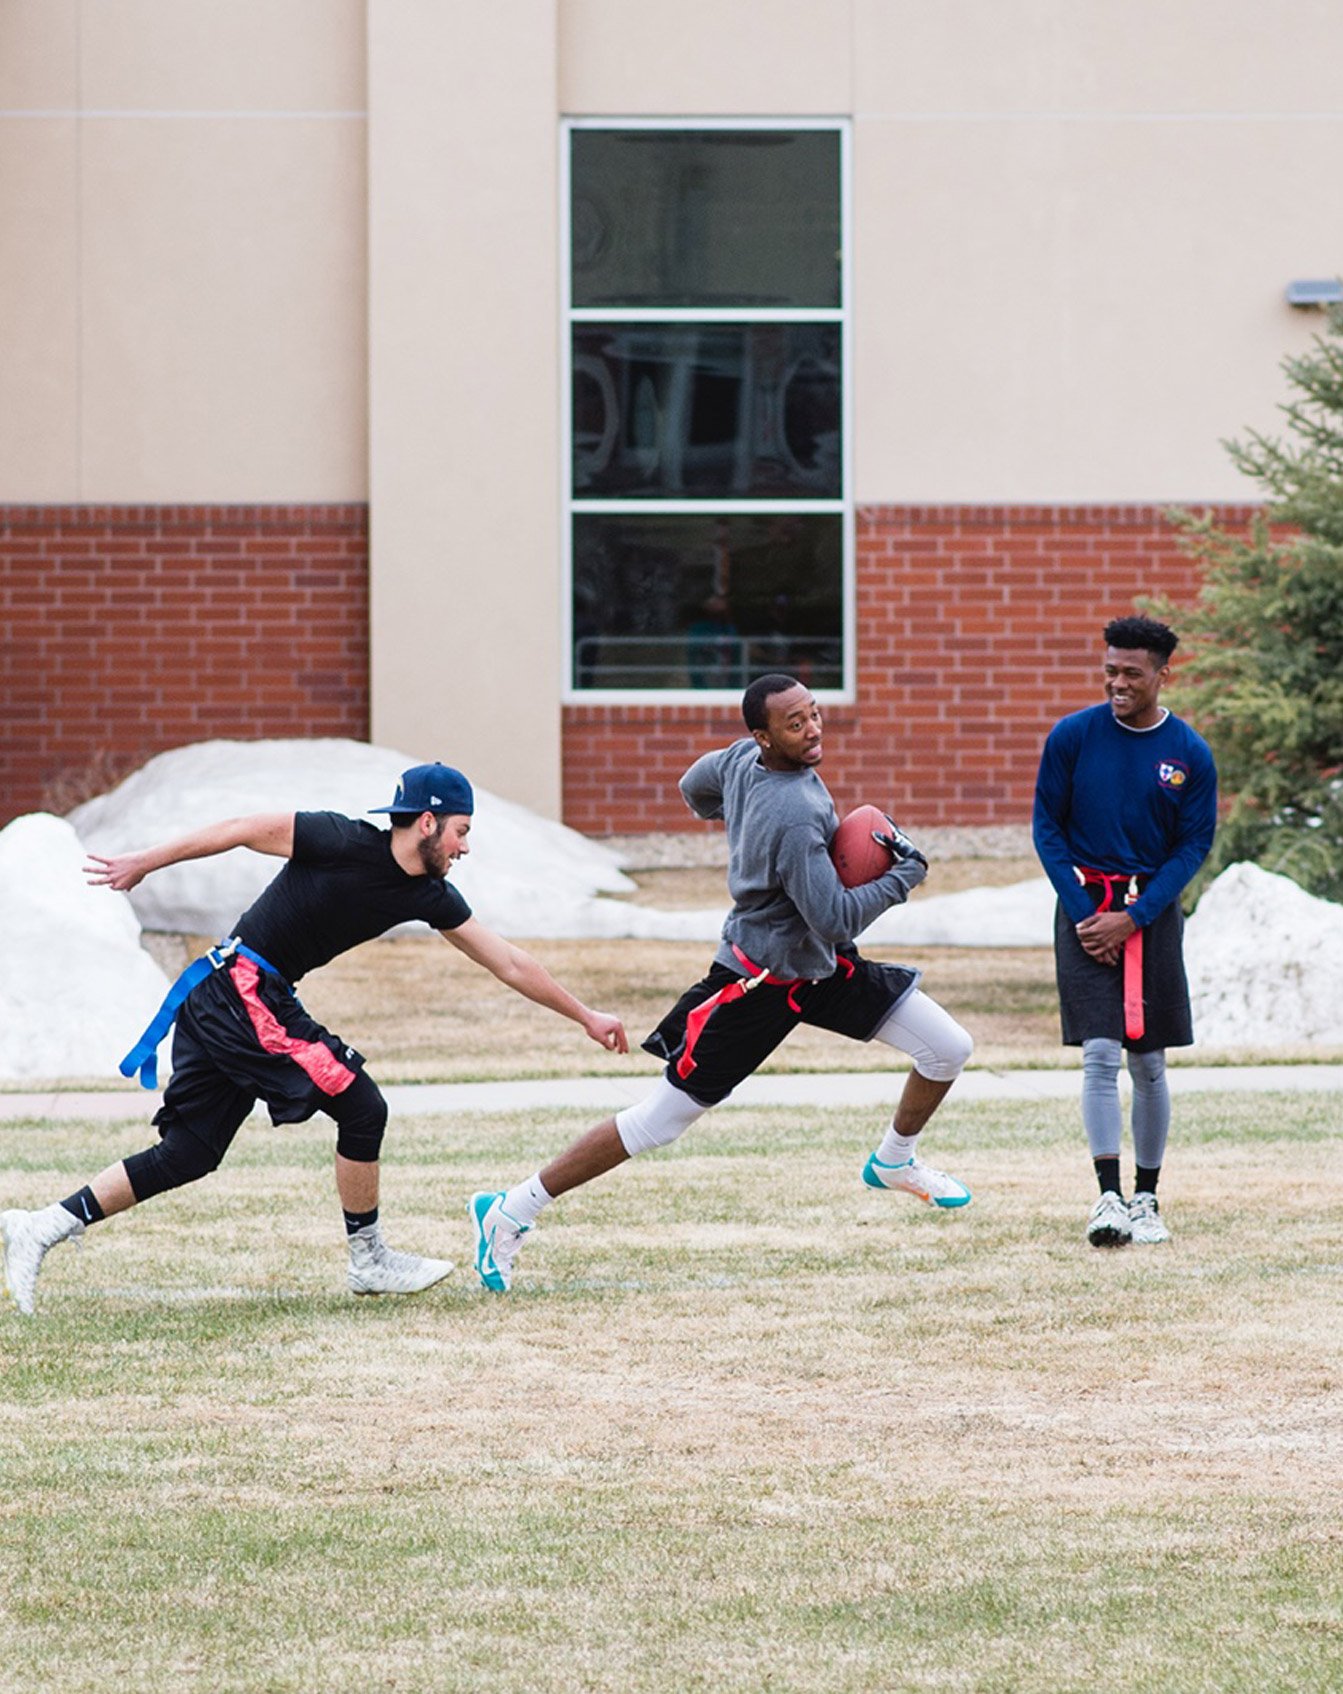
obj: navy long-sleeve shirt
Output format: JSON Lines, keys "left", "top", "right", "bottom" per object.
{"left": 1032, "top": 704, "right": 1217, "bottom": 928}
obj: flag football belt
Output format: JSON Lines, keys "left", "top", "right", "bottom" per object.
{"left": 1074, "top": 866, "right": 1149, "bottom": 1042}
{"left": 119, "top": 936, "right": 290, "bottom": 1090}
{"left": 675, "top": 943, "right": 856, "bottom": 1082}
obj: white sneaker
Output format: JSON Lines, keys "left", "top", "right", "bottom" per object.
{"left": 469, "top": 1191, "right": 531, "bottom": 1292}
{"left": 1086, "top": 1190, "right": 1132, "bottom": 1248}
{"left": 1128, "top": 1191, "right": 1170, "bottom": 1245}
{"left": 1, "top": 1204, "right": 84, "bottom": 1316}
{"left": 346, "top": 1224, "right": 453, "bottom": 1295}
{"left": 861, "top": 1152, "right": 972, "bottom": 1208}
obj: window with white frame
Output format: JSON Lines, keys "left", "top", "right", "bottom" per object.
{"left": 563, "top": 121, "right": 851, "bottom": 700}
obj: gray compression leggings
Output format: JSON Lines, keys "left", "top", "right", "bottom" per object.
{"left": 1080, "top": 1037, "right": 1170, "bottom": 1167}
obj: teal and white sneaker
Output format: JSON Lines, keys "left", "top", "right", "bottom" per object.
{"left": 469, "top": 1191, "right": 530, "bottom": 1293}
{"left": 861, "top": 1153, "right": 972, "bottom": 1209}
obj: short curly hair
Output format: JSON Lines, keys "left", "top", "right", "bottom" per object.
{"left": 741, "top": 674, "right": 803, "bottom": 731}
{"left": 1103, "top": 615, "right": 1178, "bottom": 665}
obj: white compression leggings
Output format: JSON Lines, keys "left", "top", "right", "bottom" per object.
{"left": 615, "top": 989, "right": 973, "bottom": 1157}
{"left": 1080, "top": 1037, "right": 1170, "bottom": 1166}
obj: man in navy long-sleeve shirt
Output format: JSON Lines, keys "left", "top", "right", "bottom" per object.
{"left": 1033, "top": 616, "right": 1216, "bottom": 1249}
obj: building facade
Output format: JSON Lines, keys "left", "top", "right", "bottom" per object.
{"left": 3, "top": 2, "right": 1338, "bottom": 829}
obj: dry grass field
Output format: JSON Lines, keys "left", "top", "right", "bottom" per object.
{"left": 3, "top": 840, "right": 1341, "bottom": 1690}
{"left": 290, "top": 933, "right": 1062, "bottom": 1083}
{"left": 2, "top": 1094, "right": 1341, "bottom": 1693}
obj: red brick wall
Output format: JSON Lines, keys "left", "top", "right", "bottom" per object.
{"left": 0, "top": 505, "right": 368, "bottom": 825}
{"left": 1, "top": 500, "right": 1252, "bottom": 836}
{"left": 562, "top": 503, "right": 1254, "bottom": 832}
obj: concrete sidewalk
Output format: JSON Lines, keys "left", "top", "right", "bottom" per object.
{"left": 2, "top": 1064, "right": 1341, "bottom": 1122}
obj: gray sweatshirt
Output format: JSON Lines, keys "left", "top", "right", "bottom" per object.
{"left": 679, "top": 738, "right": 927, "bottom": 981}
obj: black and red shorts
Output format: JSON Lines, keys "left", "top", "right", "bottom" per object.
{"left": 153, "top": 956, "right": 366, "bottom": 1157}
{"left": 643, "top": 948, "right": 920, "bottom": 1106}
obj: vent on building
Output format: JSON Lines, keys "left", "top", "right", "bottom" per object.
{"left": 1285, "top": 278, "right": 1343, "bottom": 307}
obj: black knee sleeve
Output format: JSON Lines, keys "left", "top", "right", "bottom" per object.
{"left": 330, "top": 1071, "right": 388, "bottom": 1163}
{"left": 123, "top": 1125, "right": 223, "bottom": 1201}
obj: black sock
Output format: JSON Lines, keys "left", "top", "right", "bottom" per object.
{"left": 60, "top": 1187, "right": 105, "bottom": 1226}
{"left": 343, "top": 1207, "right": 378, "bottom": 1236}
{"left": 1093, "top": 1157, "right": 1122, "bottom": 1197}
{"left": 1134, "top": 1166, "right": 1161, "bottom": 1197}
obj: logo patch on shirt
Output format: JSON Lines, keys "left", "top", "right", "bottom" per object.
{"left": 1156, "top": 759, "right": 1189, "bottom": 790}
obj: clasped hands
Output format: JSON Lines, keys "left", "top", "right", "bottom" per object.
{"left": 1076, "top": 909, "right": 1136, "bottom": 966}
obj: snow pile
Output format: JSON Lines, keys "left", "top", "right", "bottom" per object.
{"left": 0, "top": 814, "right": 171, "bottom": 1081}
{"left": 1186, "top": 862, "right": 1343, "bottom": 1048}
{"left": 70, "top": 739, "right": 635, "bottom": 938}
{"left": 861, "top": 877, "right": 1053, "bottom": 948}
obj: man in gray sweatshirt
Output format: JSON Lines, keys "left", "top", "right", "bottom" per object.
{"left": 469, "top": 674, "right": 974, "bottom": 1292}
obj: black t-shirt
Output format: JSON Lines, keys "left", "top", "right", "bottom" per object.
{"left": 233, "top": 812, "right": 471, "bottom": 982}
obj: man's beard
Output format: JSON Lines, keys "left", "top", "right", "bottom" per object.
{"left": 417, "top": 822, "right": 450, "bottom": 877}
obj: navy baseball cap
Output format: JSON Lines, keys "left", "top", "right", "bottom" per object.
{"left": 369, "top": 762, "right": 474, "bottom": 817}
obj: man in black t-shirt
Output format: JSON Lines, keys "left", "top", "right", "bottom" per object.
{"left": 1, "top": 763, "right": 627, "bottom": 1316}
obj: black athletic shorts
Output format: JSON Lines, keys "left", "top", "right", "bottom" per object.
{"left": 643, "top": 947, "right": 920, "bottom": 1106}
{"left": 152, "top": 955, "right": 367, "bottom": 1159}
{"left": 1053, "top": 899, "right": 1193, "bottom": 1052}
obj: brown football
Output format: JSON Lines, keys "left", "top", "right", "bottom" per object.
{"left": 829, "top": 804, "right": 893, "bottom": 888}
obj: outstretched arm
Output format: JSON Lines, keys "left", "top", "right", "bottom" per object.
{"left": 440, "top": 918, "right": 629, "bottom": 1053}
{"left": 84, "top": 813, "right": 296, "bottom": 893}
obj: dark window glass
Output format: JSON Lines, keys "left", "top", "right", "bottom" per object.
{"left": 572, "top": 323, "right": 841, "bottom": 499}
{"left": 571, "top": 130, "right": 841, "bottom": 309}
{"left": 572, "top": 513, "right": 842, "bottom": 691}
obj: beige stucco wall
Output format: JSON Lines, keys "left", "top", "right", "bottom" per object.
{"left": 852, "top": 0, "right": 1341, "bottom": 501}
{"left": 561, "top": 0, "right": 1342, "bottom": 503}
{"left": 366, "top": 0, "right": 561, "bottom": 814}
{"left": 559, "top": 0, "right": 853, "bottom": 116}
{"left": 0, "top": 0, "right": 367, "bottom": 502}
{"left": 856, "top": 111, "right": 1337, "bottom": 502}
{"left": 4, "top": 0, "right": 1338, "bottom": 507}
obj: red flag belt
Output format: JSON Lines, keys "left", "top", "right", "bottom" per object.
{"left": 675, "top": 945, "right": 855, "bottom": 1081}
{"left": 1074, "top": 867, "right": 1148, "bottom": 1042}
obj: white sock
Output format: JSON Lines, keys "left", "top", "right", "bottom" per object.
{"left": 500, "top": 1174, "right": 552, "bottom": 1228}
{"left": 876, "top": 1129, "right": 919, "bottom": 1166}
